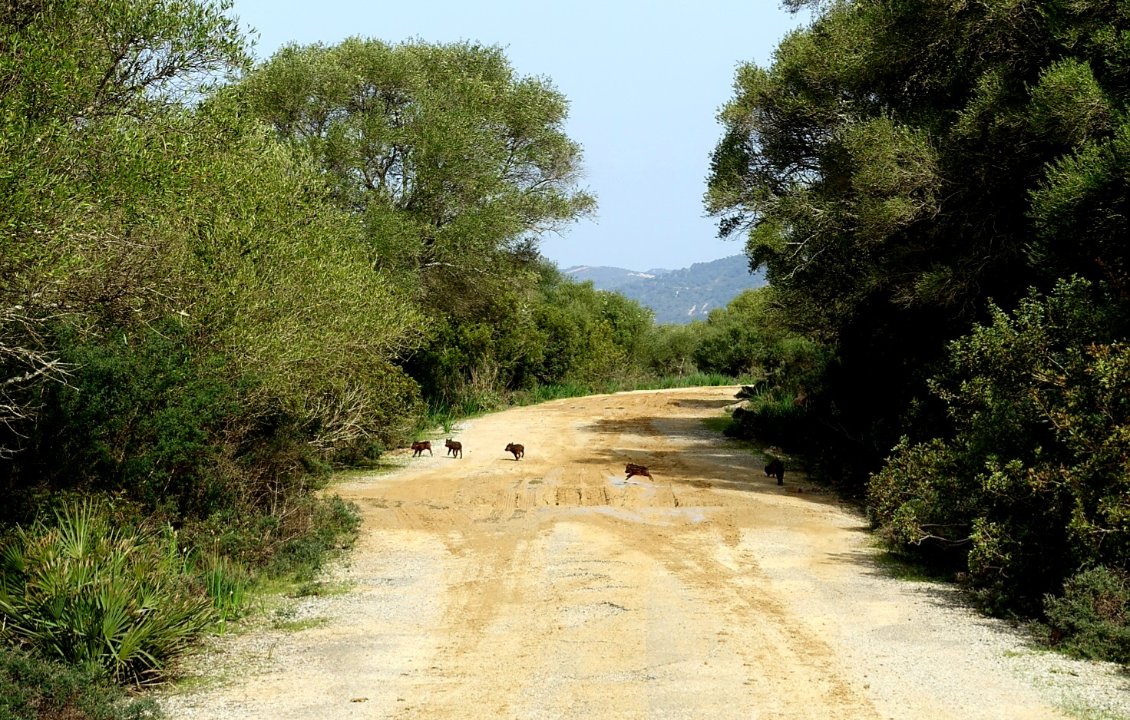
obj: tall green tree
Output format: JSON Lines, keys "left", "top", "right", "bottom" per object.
{"left": 692, "top": 287, "right": 824, "bottom": 382}
{"left": 2, "top": 0, "right": 425, "bottom": 525}
{"left": 533, "top": 275, "right": 653, "bottom": 387}
{"left": 707, "top": 0, "right": 1130, "bottom": 484}
{"left": 235, "top": 38, "right": 596, "bottom": 319}
{"left": 234, "top": 39, "right": 598, "bottom": 410}
{"left": 711, "top": 0, "right": 1130, "bottom": 645}
{"left": 1, "top": 0, "right": 248, "bottom": 455}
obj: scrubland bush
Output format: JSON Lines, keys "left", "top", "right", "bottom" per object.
{"left": 869, "top": 280, "right": 1130, "bottom": 641}
{"left": 0, "top": 501, "right": 214, "bottom": 685}
{"left": 1043, "top": 567, "right": 1130, "bottom": 663}
{"left": 0, "top": 644, "right": 158, "bottom": 720}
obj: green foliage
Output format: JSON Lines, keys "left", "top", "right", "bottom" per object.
{"left": 237, "top": 38, "right": 595, "bottom": 318}
{"left": 0, "top": 0, "right": 247, "bottom": 121}
{"left": 1043, "top": 566, "right": 1130, "bottom": 664}
{"left": 169, "top": 103, "right": 427, "bottom": 451}
{"left": 0, "top": 644, "right": 159, "bottom": 720}
{"left": 692, "top": 288, "right": 827, "bottom": 385}
{"left": 1030, "top": 118, "right": 1130, "bottom": 295}
{"left": 1, "top": 0, "right": 639, "bottom": 694}
{"left": 268, "top": 495, "right": 360, "bottom": 583}
{"left": 709, "top": 4, "right": 1130, "bottom": 641}
{"left": 197, "top": 554, "right": 251, "bottom": 626}
{"left": 727, "top": 388, "right": 810, "bottom": 450}
{"left": 867, "top": 437, "right": 972, "bottom": 551}
{"left": 233, "top": 39, "right": 613, "bottom": 422}
{"left": 869, "top": 279, "right": 1130, "bottom": 612}
{"left": 708, "top": 0, "right": 1130, "bottom": 490}
{"left": 3, "top": 0, "right": 427, "bottom": 459}
{"left": 533, "top": 278, "right": 651, "bottom": 386}
{"left": 0, "top": 0, "right": 250, "bottom": 453}
{"left": 404, "top": 295, "right": 543, "bottom": 412}
{"left": 656, "top": 372, "right": 732, "bottom": 388}
{"left": 667, "top": 287, "right": 829, "bottom": 454}
{"left": 25, "top": 324, "right": 242, "bottom": 516}
{"left": 642, "top": 323, "right": 703, "bottom": 376}
{"left": 0, "top": 501, "right": 215, "bottom": 686}
{"left": 1, "top": 0, "right": 417, "bottom": 593}
{"left": 406, "top": 262, "right": 659, "bottom": 409}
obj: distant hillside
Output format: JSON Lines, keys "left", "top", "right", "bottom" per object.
{"left": 560, "top": 265, "right": 665, "bottom": 291}
{"left": 562, "top": 255, "right": 766, "bottom": 324}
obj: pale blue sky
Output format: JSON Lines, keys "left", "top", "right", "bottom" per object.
{"left": 229, "top": 1, "right": 805, "bottom": 270}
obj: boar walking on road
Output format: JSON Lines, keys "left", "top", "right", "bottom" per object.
{"left": 625, "top": 463, "right": 652, "bottom": 480}
{"left": 765, "top": 458, "right": 784, "bottom": 485}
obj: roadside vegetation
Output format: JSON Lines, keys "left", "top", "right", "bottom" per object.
{"left": 709, "top": 0, "right": 1130, "bottom": 664}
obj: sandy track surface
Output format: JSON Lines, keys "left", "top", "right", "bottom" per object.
{"left": 160, "top": 387, "right": 1129, "bottom": 720}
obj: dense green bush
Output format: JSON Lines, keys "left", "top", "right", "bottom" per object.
{"left": 0, "top": 645, "right": 159, "bottom": 720}
{"left": 1043, "top": 566, "right": 1130, "bottom": 664}
{"left": 0, "top": 501, "right": 215, "bottom": 685}
{"left": 869, "top": 279, "right": 1130, "bottom": 617}
{"left": 268, "top": 495, "right": 361, "bottom": 582}
{"left": 405, "top": 312, "right": 539, "bottom": 412}
{"left": 693, "top": 289, "right": 827, "bottom": 389}
{"left": 18, "top": 324, "right": 241, "bottom": 518}
{"left": 641, "top": 323, "right": 704, "bottom": 376}
{"left": 533, "top": 281, "right": 643, "bottom": 386}
{"left": 0, "top": 322, "right": 366, "bottom": 578}
{"left": 680, "top": 288, "right": 829, "bottom": 455}
{"left": 707, "top": 0, "right": 1130, "bottom": 498}
{"left": 727, "top": 389, "right": 810, "bottom": 449}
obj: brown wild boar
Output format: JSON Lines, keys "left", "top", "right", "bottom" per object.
{"left": 764, "top": 458, "right": 784, "bottom": 485}
{"left": 505, "top": 442, "right": 524, "bottom": 460}
{"left": 411, "top": 440, "right": 432, "bottom": 457}
{"left": 445, "top": 438, "right": 463, "bottom": 458}
{"left": 625, "top": 463, "right": 652, "bottom": 480}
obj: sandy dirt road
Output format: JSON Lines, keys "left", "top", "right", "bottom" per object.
{"left": 161, "top": 387, "right": 1128, "bottom": 720}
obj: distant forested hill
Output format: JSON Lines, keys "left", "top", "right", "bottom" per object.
{"left": 563, "top": 255, "right": 766, "bottom": 324}
{"left": 565, "top": 253, "right": 768, "bottom": 321}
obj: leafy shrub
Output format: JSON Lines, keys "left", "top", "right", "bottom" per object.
{"left": 268, "top": 495, "right": 360, "bottom": 582}
{"left": 1043, "top": 566, "right": 1130, "bottom": 664}
{"left": 642, "top": 323, "right": 703, "bottom": 376}
{"left": 692, "top": 288, "right": 828, "bottom": 386}
{"left": 0, "top": 645, "right": 159, "bottom": 720}
{"left": 726, "top": 388, "right": 809, "bottom": 449}
{"left": 869, "top": 279, "right": 1130, "bottom": 612}
{"left": 5, "top": 323, "right": 361, "bottom": 581}
{"left": 0, "top": 501, "right": 215, "bottom": 685}
{"left": 866, "top": 437, "right": 977, "bottom": 567}
{"left": 19, "top": 324, "right": 245, "bottom": 521}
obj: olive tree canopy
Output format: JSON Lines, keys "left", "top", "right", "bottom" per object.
{"left": 237, "top": 39, "right": 596, "bottom": 315}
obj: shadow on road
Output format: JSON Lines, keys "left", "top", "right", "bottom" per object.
{"left": 572, "top": 413, "right": 847, "bottom": 508}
